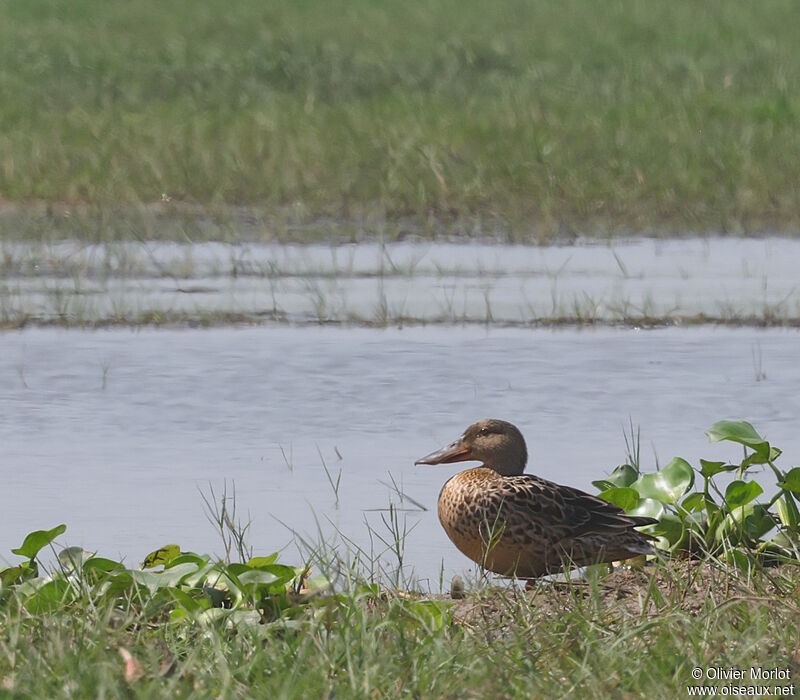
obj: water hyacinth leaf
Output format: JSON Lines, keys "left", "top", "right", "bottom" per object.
{"left": 717, "top": 504, "right": 774, "bottom": 545}
{"left": 683, "top": 511, "right": 710, "bottom": 537}
{"left": 236, "top": 569, "right": 280, "bottom": 587}
{"left": 598, "top": 487, "right": 639, "bottom": 512}
{"left": 632, "top": 458, "right": 694, "bottom": 503}
{"left": 247, "top": 554, "right": 279, "bottom": 568}
{"left": 83, "top": 557, "right": 125, "bottom": 575}
{"left": 227, "top": 610, "right": 262, "bottom": 628}
{"left": 705, "top": 420, "right": 770, "bottom": 460}
{"left": 592, "top": 464, "right": 638, "bottom": 492}
{"left": 231, "top": 562, "right": 297, "bottom": 586}
{"left": 208, "top": 569, "right": 244, "bottom": 603}
{"left": 767, "top": 531, "right": 800, "bottom": 554}
{"left": 158, "top": 562, "right": 202, "bottom": 585}
{"left": 181, "top": 561, "right": 217, "bottom": 588}
{"left": 303, "top": 574, "right": 332, "bottom": 593}
{"left": 23, "top": 579, "right": 75, "bottom": 614}
{"left": 167, "top": 553, "right": 209, "bottom": 568}
{"left": 57, "top": 547, "right": 93, "bottom": 572}
{"left": 0, "top": 564, "right": 33, "bottom": 586}
{"left": 779, "top": 467, "right": 800, "bottom": 494}
{"left": 197, "top": 608, "right": 260, "bottom": 627}
{"left": 726, "top": 548, "right": 756, "bottom": 574}
{"left": 699, "top": 460, "right": 736, "bottom": 479}
{"left": 724, "top": 480, "right": 763, "bottom": 508}
{"left": 11, "top": 524, "right": 67, "bottom": 559}
{"left": 168, "top": 588, "right": 212, "bottom": 617}
{"left": 742, "top": 446, "right": 783, "bottom": 468}
{"left": 650, "top": 514, "right": 685, "bottom": 549}
{"left": 260, "top": 564, "right": 299, "bottom": 584}
{"left": 128, "top": 563, "right": 199, "bottom": 594}
{"left": 226, "top": 563, "right": 252, "bottom": 577}
{"left": 776, "top": 494, "right": 800, "bottom": 531}
{"left": 143, "top": 544, "right": 181, "bottom": 569}
{"left": 629, "top": 497, "right": 665, "bottom": 521}
{"left": 128, "top": 570, "right": 168, "bottom": 595}
{"left": 681, "top": 492, "right": 707, "bottom": 513}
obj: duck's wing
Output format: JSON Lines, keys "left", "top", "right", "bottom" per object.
{"left": 486, "top": 474, "right": 656, "bottom": 561}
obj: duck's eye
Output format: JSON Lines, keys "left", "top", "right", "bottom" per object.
{"left": 479, "top": 427, "right": 490, "bottom": 436}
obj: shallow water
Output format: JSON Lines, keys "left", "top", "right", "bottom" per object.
{"left": 3, "top": 237, "right": 800, "bottom": 325}
{"left": 2, "top": 325, "right": 798, "bottom": 586}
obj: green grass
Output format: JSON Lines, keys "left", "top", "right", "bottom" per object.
{"left": 1, "top": 0, "right": 800, "bottom": 241}
{"left": 2, "top": 560, "right": 799, "bottom": 698}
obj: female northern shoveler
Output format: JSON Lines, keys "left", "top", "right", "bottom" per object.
{"left": 415, "top": 419, "right": 656, "bottom": 578}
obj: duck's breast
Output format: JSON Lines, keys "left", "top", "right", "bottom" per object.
{"left": 437, "top": 468, "right": 500, "bottom": 555}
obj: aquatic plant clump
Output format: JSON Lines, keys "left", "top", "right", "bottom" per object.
{"left": 594, "top": 419, "right": 800, "bottom": 569}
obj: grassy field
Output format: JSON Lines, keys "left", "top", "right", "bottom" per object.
{"left": 1, "top": 0, "right": 799, "bottom": 241}
{"left": 2, "top": 555, "right": 799, "bottom": 698}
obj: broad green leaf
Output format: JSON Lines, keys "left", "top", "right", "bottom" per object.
{"left": 237, "top": 569, "right": 280, "bottom": 587}
{"left": 204, "top": 567, "right": 244, "bottom": 603}
{"left": 302, "top": 575, "right": 332, "bottom": 593}
{"left": 247, "top": 554, "right": 279, "bottom": 568}
{"left": 143, "top": 544, "right": 181, "bottom": 569}
{"left": 83, "top": 557, "right": 124, "bottom": 575}
{"left": 230, "top": 562, "right": 297, "bottom": 586}
{"left": 23, "top": 579, "right": 74, "bottom": 614}
{"left": 598, "top": 487, "right": 639, "bottom": 512}
{"left": 197, "top": 609, "right": 261, "bottom": 627}
{"left": 726, "top": 548, "right": 756, "bottom": 574}
{"left": 776, "top": 494, "right": 800, "bottom": 531}
{"left": 0, "top": 564, "right": 33, "bottom": 586}
{"left": 167, "top": 553, "right": 209, "bottom": 568}
{"left": 683, "top": 511, "right": 710, "bottom": 536}
{"left": 629, "top": 498, "right": 665, "bottom": 521}
{"left": 260, "top": 564, "right": 299, "bottom": 584}
{"left": 705, "top": 420, "right": 770, "bottom": 460}
{"left": 650, "top": 514, "right": 685, "bottom": 549}
{"left": 226, "top": 563, "right": 252, "bottom": 577}
{"left": 181, "top": 561, "right": 217, "bottom": 588}
{"left": 632, "top": 458, "right": 694, "bottom": 503}
{"left": 57, "top": 547, "right": 92, "bottom": 572}
{"left": 11, "top": 524, "right": 67, "bottom": 559}
{"left": 128, "top": 570, "right": 167, "bottom": 595}
{"left": 158, "top": 562, "right": 201, "bottom": 585}
{"left": 168, "top": 588, "right": 212, "bottom": 616}
{"left": 742, "top": 446, "right": 783, "bottom": 468}
{"left": 592, "top": 464, "right": 638, "bottom": 492}
{"left": 717, "top": 504, "right": 774, "bottom": 546}
{"left": 699, "top": 460, "right": 736, "bottom": 478}
{"left": 129, "top": 563, "right": 198, "bottom": 594}
{"left": 724, "top": 480, "right": 763, "bottom": 508}
{"left": 779, "top": 467, "right": 800, "bottom": 494}
{"left": 681, "top": 492, "right": 707, "bottom": 512}
{"left": 766, "top": 531, "right": 800, "bottom": 554}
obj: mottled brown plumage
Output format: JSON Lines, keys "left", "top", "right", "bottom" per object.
{"left": 415, "top": 419, "right": 656, "bottom": 578}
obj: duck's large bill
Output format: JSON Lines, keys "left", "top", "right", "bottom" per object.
{"left": 415, "top": 438, "right": 473, "bottom": 465}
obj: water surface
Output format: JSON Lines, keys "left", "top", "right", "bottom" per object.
{"left": 3, "top": 237, "right": 800, "bottom": 325}
{"left": 2, "top": 325, "right": 798, "bottom": 586}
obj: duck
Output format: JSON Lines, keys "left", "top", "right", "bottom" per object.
{"left": 415, "top": 419, "right": 656, "bottom": 578}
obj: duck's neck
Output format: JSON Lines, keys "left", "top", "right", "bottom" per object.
{"left": 483, "top": 453, "right": 527, "bottom": 477}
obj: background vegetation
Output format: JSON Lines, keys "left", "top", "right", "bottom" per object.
{"left": 1, "top": 0, "right": 799, "bottom": 240}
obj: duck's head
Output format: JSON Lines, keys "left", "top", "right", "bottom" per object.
{"left": 415, "top": 419, "right": 528, "bottom": 476}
